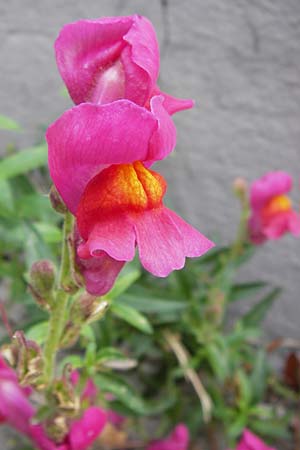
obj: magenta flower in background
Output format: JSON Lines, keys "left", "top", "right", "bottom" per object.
{"left": 0, "top": 356, "right": 34, "bottom": 435}
{"left": 55, "top": 14, "right": 193, "bottom": 114}
{"left": 248, "top": 171, "right": 300, "bottom": 244}
{"left": 0, "top": 356, "right": 106, "bottom": 450}
{"left": 232, "top": 429, "right": 277, "bottom": 450}
{"left": 147, "top": 424, "right": 189, "bottom": 450}
{"left": 46, "top": 103, "right": 214, "bottom": 295}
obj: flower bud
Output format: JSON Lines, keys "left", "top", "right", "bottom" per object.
{"left": 233, "top": 177, "right": 248, "bottom": 197}
{"left": 52, "top": 378, "right": 80, "bottom": 416}
{"left": 45, "top": 415, "right": 69, "bottom": 443}
{"left": 29, "top": 260, "right": 56, "bottom": 310}
{"left": 49, "top": 185, "right": 67, "bottom": 214}
{"left": 60, "top": 295, "right": 109, "bottom": 348}
{"left": 5, "top": 331, "right": 44, "bottom": 387}
{"left": 71, "top": 293, "right": 109, "bottom": 325}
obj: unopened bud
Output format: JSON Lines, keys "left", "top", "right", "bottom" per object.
{"left": 52, "top": 378, "right": 80, "bottom": 416}
{"left": 12, "top": 331, "right": 44, "bottom": 387}
{"left": 60, "top": 295, "right": 109, "bottom": 348}
{"left": 70, "top": 293, "right": 109, "bottom": 325}
{"left": 29, "top": 260, "right": 56, "bottom": 310}
{"left": 45, "top": 415, "right": 69, "bottom": 443}
{"left": 49, "top": 185, "right": 67, "bottom": 214}
{"left": 233, "top": 177, "right": 248, "bottom": 198}
{"left": 233, "top": 177, "right": 250, "bottom": 213}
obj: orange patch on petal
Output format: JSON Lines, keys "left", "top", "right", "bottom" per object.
{"left": 262, "top": 194, "right": 292, "bottom": 221}
{"left": 77, "top": 161, "right": 167, "bottom": 239}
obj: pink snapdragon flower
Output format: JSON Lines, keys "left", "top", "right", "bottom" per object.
{"left": 248, "top": 171, "right": 300, "bottom": 244}
{"left": 147, "top": 424, "right": 189, "bottom": 450}
{"left": 0, "top": 356, "right": 34, "bottom": 435}
{"left": 55, "top": 15, "right": 192, "bottom": 114}
{"left": 46, "top": 103, "right": 214, "bottom": 295}
{"left": 231, "top": 429, "right": 276, "bottom": 450}
{"left": 0, "top": 356, "right": 106, "bottom": 450}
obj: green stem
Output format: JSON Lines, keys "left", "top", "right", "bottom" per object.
{"left": 230, "top": 187, "right": 250, "bottom": 260}
{"left": 43, "top": 290, "right": 69, "bottom": 382}
{"left": 43, "top": 212, "right": 74, "bottom": 383}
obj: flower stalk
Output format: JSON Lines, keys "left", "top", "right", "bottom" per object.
{"left": 43, "top": 211, "right": 74, "bottom": 383}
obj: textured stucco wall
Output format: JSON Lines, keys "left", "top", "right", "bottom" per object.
{"left": 0, "top": 0, "right": 300, "bottom": 339}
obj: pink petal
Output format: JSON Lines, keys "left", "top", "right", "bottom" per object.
{"left": 248, "top": 213, "right": 266, "bottom": 245}
{"left": 0, "top": 356, "right": 18, "bottom": 381}
{"left": 106, "top": 409, "right": 126, "bottom": 428}
{"left": 237, "top": 429, "right": 277, "bottom": 450}
{"left": 29, "top": 424, "right": 59, "bottom": 450}
{"left": 69, "top": 407, "right": 107, "bottom": 450}
{"left": 76, "top": 250, "right": 126, "bottom": 296}
{"left": 0, "top": 379, "right": 35, "bottom": 434}
{"left": 148, "top": 95, "right": 177, "bottom": 161}
{"left": 46, "top": 101, "right": 158, "bottom": 213}
{"left": 77, "top": 214, "right": 136, "bottom": 262}
{"left": 155, "top": 87, "right": 195, "bottom": 115}
{"left": 122, "top": 15, "right": 159, "bottom": 105}
{"left": 82, "top": 379, "right": 98, "bottom": 403}
{"left": 147, "top": 424, "right": 189, "bottom": 450}
{"left": 250, "top": 172, "right": 292, "bottom": 210}
{"left": 166, "top": 208, "right": 215, "bottom": 257}
{"left": 289, "top": 210, "right": 300, "bottom": 236}
{"left": 134, "top": 207, "right": 214, "bottom": 277}
{"left": 55, "top": 15, "right": 159, "bottom": 106}
{"left": 55, "top": 17, "right": 131, "bottom": 105}
{"left": 263, "top": 210, "right": 300, "bottom": 240}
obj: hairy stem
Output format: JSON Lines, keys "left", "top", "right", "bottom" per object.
{"left": 43, "top": 212, "right": 74, "bottom": 383}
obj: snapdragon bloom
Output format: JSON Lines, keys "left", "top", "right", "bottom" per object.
{"left": 47, "top": 103, "right": 214, "bottom": 295}
{"left": 230, "top": 429, "right": 276, "bottom": 450}
{"left": 147, "top": 424, "right": 189, "bottom": 450}
{"left": 0, "top": 356, "right": 106, "bottom": 450}
{"left": 248, "top": 171, "right": 300, "bottom": 244}
{"left": 0, "top": 356, "right": 34, "bottom": 435}
{"left": 55, "top": 14, "right": 192, "bottom": 114}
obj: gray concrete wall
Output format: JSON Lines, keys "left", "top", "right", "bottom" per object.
{"left": 0, "top": 0, "right": 299, "bottom": 338}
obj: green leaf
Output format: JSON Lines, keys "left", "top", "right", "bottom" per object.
{"left": 111, "top": 302, "right": 153, "bottom": 334}
{"left": 0, "top": 179, "right": 14, "bottom": 217}
{"left": 237, "top": 369, "right": 252, "bottom": 410}
{"left": 250, "top": 349, "right": 268, "bottom": 402}
{"left": 250, "top": 417, "right": 291, "bottom": 440}
{"left": 229, "top": 281, "right": 267, "bottom": 303}
{"left": 59, "top": 355, "right": 83, "bottom": 370}
{"left": 241, "top": 288, "right": 281, "bottom": 328}
{"left": 228, "top": 413, "right": 248, "bottom": 441}
{"left": 106, "top": 266, "right": 141, "bottom": 300}
{"left": 26, "top": 321, "right": 49, "bottom": 345}
{"left": 0, "top": 145, "right": 47, "bottom": 180}
{"left": 121, "top": 293, "right": 187, "bottom": 314}
{"left": 96, "top": 347, "right": 130, "bottom": 363}
{"left": 96, "top": 347, "right": 137, "bottom": 370}
{"left": 205, "top": 343, "right": 229, "bottom": 382}
{"left": 34, "top": 222, "right": 62, "bottom": 244}
{"left": 95, "top": 373, "right": 174, "bottom": 415}
{"left": 0, "top": 114, "right": 21, "bottom": 131}
{"left": 80, "top": 324, "right": 96, "bottom": 343}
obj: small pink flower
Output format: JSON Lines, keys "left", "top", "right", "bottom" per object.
{"left": 248, "top": 171, "right": 300, "bottom": 244}
{"left": 67, "top": 407, "right": 107, "bottom": 450}
{"left": 234, "top": 429, "right": 277, "bottom": 450}
{"left": 46, "top": 104, "right": 214, "bottom": 296}
{"left": 55, "top": 15, "right": 192, "bottom": 114}
{"left": 147, "top": 424, "right": 189, "bottom": 450}
{"left": 0, "top": 356, "right": 34, "bottom": 435}
{"left": 0, "top": 359, "right": 106, "bottom": 450}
